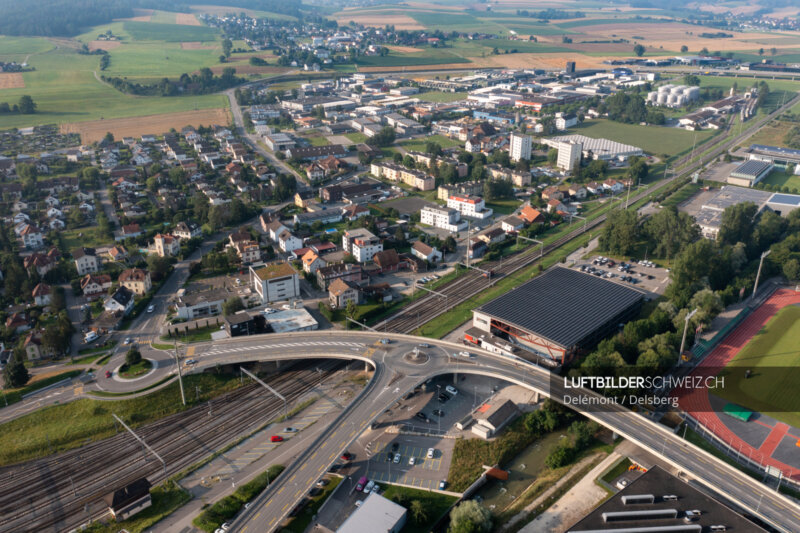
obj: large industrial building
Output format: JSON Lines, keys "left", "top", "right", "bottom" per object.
{"left": 544, "top": 135, "right": 644, "bottom": 162}
{"left": 692, "top": 186, "right": 800, "bottom": 239}
{"left": 471, "top": 267, "right": 644, "bottom": 364}
{"left": 727, "top": 159, "right": 773, "bottom": 187}
{"left": 567, "top": 466, "right": 766, "bottom": 532}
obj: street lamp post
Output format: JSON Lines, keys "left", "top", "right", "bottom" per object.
{"left": 752, "top": 249, "right": 772, "bottom": 299}
{"left": 436, "top": 385, "right": 441, "bottom": 435}
{"left": 679, "top": 308, "right": 699, "bottom": 358}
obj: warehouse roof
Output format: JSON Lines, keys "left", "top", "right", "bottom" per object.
{"left": 567, "top": 466, "right": 767, "bottom": 532}
{"left": 769, "top": 192, "right": 800, "bottom": 207}
{"left": 337, "top": 492, "right": 406, "bottom": 533}
{"left": 477, "top": 267, "right": 643, "bottom": 349}
{"left": 730, "top": 159, "right": 772, "bottom": 179}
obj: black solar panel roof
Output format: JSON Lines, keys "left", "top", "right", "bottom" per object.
{"left": 477, "top": 266, "right": 643, "bottom": 348}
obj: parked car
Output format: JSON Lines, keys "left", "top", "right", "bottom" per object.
{"left": 427, "top": 448, "right": 435, "bottom": 459}
{"left": 439, "top": 480, "right": 447, "bottom": 490}
{"left": 364, "top": 480, "right": 375, "bottom": 492}
{"left": 356, "top": 476, "right": 368, "bottom": 491}
{"left": 446, "top": 385, "right": 458, "bottom": 396}
{"left": 341, "top": 452, "right": 353, "bottom": 461}
{"left": 316, "top": 478, "right": 330, "bottom": 487}
{"left": 408, "top": 457, "right": 415, "bottom": 466}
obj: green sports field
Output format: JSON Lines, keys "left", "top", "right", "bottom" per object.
{"left": 715, "top": 306, "right": 800, "bottom": 427}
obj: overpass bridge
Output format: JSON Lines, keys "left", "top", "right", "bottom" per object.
{"left": 176, "top": 331, "right": 800, "bottom": 533}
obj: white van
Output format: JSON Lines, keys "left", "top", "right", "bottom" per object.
{"left": 84, "top": 331, "right": 98, "bottom": 343}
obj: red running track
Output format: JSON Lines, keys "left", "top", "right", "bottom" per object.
{"left": 675, "top": 289, "right": 800, "bottom": 481}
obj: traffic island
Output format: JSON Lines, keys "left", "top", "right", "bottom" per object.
{"left": 119, "top": 359, "right": 154, "bottom": 380}
{"left": 403, "top": 349, "right": 430, "bottom": 365}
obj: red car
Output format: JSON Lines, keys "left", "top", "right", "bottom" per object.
{"left": 271, "top": 435, "right": 284, "bottom": 443}
{"left": 341, "top": 452, "right": 353, "bottom": 461}
{"left": 105, "top": 370, "right": 112, "bottom": 378}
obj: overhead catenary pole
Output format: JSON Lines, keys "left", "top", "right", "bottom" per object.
{"left": 240, "top": 366, "right": 287, "bottom": 419}
{"left": 174, "top": 337, "right": 186, "bottom": 406}
{"left": 112, "top": 413, "right": 166, "bottom": 475}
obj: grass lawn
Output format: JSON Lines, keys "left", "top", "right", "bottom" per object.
{"left": 600, "top": 457, "right": 632, "bottom": 485}
{"left": 304, "top": 134, "right": 330, "bottom": 146}
{"left": 344, "top": 132, "right": 368, "bottom": 144}
{"left": 119, "top": 359, "right": 153, "bottom": 379}
{"left": 660, "top": 182, "right": 703, "bottom": 209}
{"left": 571, "top": 119, "right": 716, "bottom": 159}
{"left": 356, "top": 47, "right": 470, "bottom": 67}
{"left": 69, "top": 353, "right": 106, "bottom": 365}
{"left": 0, "top": 372, "right": 242, "bottom": 465}
{"left": 86, "top": 481, "right": 191, "bottom": 533}
{"left": 714, "top": 306, "right": 800, "bottom": 427}
{"left": 78, "top": 340, "right": 117, "bottom": 355}
{"left": 280, "top": 476, "right": 342, "bottom": 533}
{"left": 760, "top": 168, "right": 800, "bottom": 192}
{"left": 164, "top": 324, "right": 222, "bottom": 343}
{"left": 415, "top": 91, "right": 467, "bottom": 103}
{"left": 400, "top": 135, "right": 462, "bottom": 152}
{"left": 380, "top": 485, "right": 457, "bottom": 533}
{"left": 122, "top": 21, "right": 218, "bottom": 42}
{"left": 746, "top": 120, "right": 793, "bottom": 148}
{"left": 487, "top": 198, "right": 522, "bottom": 215}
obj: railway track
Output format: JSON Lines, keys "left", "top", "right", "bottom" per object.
{"left": 376, "top": 92, "right": 799, "bottom": 336}
{"left": 0, "top": 360, "right": 346, "bottom": 533}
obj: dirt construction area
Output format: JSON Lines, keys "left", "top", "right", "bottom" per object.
{"left": 0, "top": 73, "right": 25, "bottom": 89}
{"left": 60, "top": 108, "right": 231, "bottom": 143}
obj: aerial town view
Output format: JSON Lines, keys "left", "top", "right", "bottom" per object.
{"left": 4, "top": 0, "right": 800, "bottom": 532}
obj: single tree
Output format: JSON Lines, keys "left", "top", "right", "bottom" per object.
{"left": 410, "top": 500, "right": 429, "bottom": 525}
{"left": 633, "top": 44, "right": 646, "bottom": 57}
{"left": 223, "top": 296, "right": 245, "bottom": 315}
{"left": 3, "top": 349, "right": 29, "bottom": 389}
{"left": 126, "top": 348, "right": 142, "bottom": 367}
{"left": 448, "top": 500, "right": 492, "bottom": 533}
{"left": 18, "top": 95, "right": 36, "bottom": 114}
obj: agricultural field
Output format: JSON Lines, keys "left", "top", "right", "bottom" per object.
{"left": 0, "top": 16, "right": 230, "bottom": 130}
{"left": 570, "top": 119, "right": 716, "bottom": 159}
{"left": 332, "top": 2, "right": 800, "bottom": 70}
{"left": 61, "top": 107, "right": 231, "bottom": 143}
{"left": 715, "top": 306, "right": 800, "bottom": 427}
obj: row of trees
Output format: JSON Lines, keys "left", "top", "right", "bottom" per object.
{"left": 101, "top": 67, "right": 244, "bottom": 97}
{"left": 0, "top": 96, "right": 37, "bottom": 115}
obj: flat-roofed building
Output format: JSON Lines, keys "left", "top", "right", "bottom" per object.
{"left": 337, "top": 492, "right": 406, "bottom": 533}
{"left": 249, "top": 262, "right": 300, "bottom": 304}
{"left": 420, "top": 205, "right": 467, "bottom": 232}
{"left": 727, "top": 159, "right": 773, "bottom": 187}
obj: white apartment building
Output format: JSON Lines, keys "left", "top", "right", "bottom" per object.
{"left": 249, "top": 262, "right": 300, "bottom": 304}
{"left": 447, "top": 195, "right": 493, "bottom": 219}
{"left": 420, "top": 206, "right": 467, "bottom": 233}
{"left": 509, "top": 133, "right": 531, "bottom": 162}
{"left": 342, "top": 228, "right": 383, "bottom": 263}
{"left": 556, "top": 141, "right": 582, "bottom": 172}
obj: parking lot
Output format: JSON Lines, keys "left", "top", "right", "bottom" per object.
{"left": 366, "top": 435, "right": 453, "bottom": 490}
{"left": 573, "top": 255, "right": 668, "bottom": 295}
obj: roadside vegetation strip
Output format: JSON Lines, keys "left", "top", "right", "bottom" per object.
{"left": 84, "top": 480, "right": 190, "bottom": 533}
{"left": 78, "top": 341, "right": 117, "bottom": 355}
{"left": 281, "top": 476, "right": 343, "bottom": 533}
{"left": 1, "top": 370, "right": 83, "bottom": 407}
{"left": 502, "top": 452, "right": 610, "bottom": 533}
{"left": 0, "top": 373, "right": 242, "bottom": 466}
{"left": 68, "top": 352, "right": 107, "bottom": 365}
{"left": 88, "top": 374, "right": 176, "bottom": 398}
{"left": 193, "top": 465, "right": 285, "bottom": 533}
{"left": 379, "top": 485, "right": 458, "bottom": 533}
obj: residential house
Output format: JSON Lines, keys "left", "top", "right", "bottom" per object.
{"left": 555, "top": 113, "right": 578, "bottom": 130}
{"left": 73, "top": 247, "right": 102, "bottom": 276}
{"left": 411, "top": 241, "right": 442, "bottom": 263}
{"left": 342, "top": 228, "right": 382, "bottom": 263}
{"left": 301, "top": 250, "right": 326, "bottom": 274}
{"left": 107, "top": 245, "right": 128, "bottom": 262}
{"left": 585, "top": 181, "right": 602, "bottom": 195}
{"left": 277, "top": 230, "right": 303, "bottom": 253}
{"left": 153, "top": 234, "right": 180, "bottom": 257}
{"left": 541, "top": 186, "right": 564, "bottom": 201}
{"left": 373, "top": 249, "right": 402, "bottom": 274}
{"left": 234, "top": 240, "right": 261, "bottom": 264}
{"left": 603, "top": 179, "right": 624, "bottom": 194}
{"left": 501, "top": 215, "right": 525, "bottom": 233}
{"left": 568, "top": 185, "right": 587, "bottom": 199}
{"left": 328, "top": 278, "right": 360, "bottom": 309}
{"left": 5, "top": 312, "right": 31, "bottom": 333}
{"left": 20, "top": 224, "right": 43, "bottom": 249}
{"left": 175, "top": 288, "right": 227, "bottom": 320}
{"left": 173, "top": 221, "right": 202, "bottom": 240}
{"left": 119, "top": 268, "right": 152, "bottom": 296}
{"left": 104, "top": 286, "right": 135, "bottom": 315}
{"left": 81, "top": 274, "right": 112, "bottom": 299}
{"left": 547, "top": 198, "right": 567, "bottom": 213}
{"left": 316, "top": 263, "right": 363, "bottom": 290}
{"left": 117, "top": 223, "right": 142, "bottom": 241}
{"left": 24, "top": 249, "right": 58, "bottom": 277}
{"left": 264, "top": 219, "right": 289, "bottom": 243}
{"left": 343, "top": 204, "right": 369, "bottom": 221}
{"left": 306, "top": 162, "right": 325, "bottom": 181}
{"left": 519, "top": 205, "right": 544, "bottom": 225}
{"left": 23, "top": 332, "right": 54, "bottom": 361}
{"left": 468, "top": 238, "right": 487, "bottom": 259}
{"left": 32, "top": 283, "right": 52, "bottom": 306}
{"left": 478, "top": 228, "right": 506, "bottom": 245}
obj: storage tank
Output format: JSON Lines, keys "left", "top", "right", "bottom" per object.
{"left": 670, "top": 85, "right": 685, "bottom": 95}
{"left": 667, "top": 93, "right": 679, "bottom": 105}
{"left": 657, "top": 92, "right": 669, "bottom": 105}
{"left": 676, "top": 95, "right": 687, "bottom": 107}
{"left": 686, "top": 87, "right": 700, "bottom": 101}
{"left": 647, "top": 91, "right": 658, "bottom": 102}
{"left": 658, "top": 84, "right": 673, "bottom": 94}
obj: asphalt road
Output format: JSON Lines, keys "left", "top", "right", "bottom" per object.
{"left": 142, "top": 331, "right": 800, "bottom": 533}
